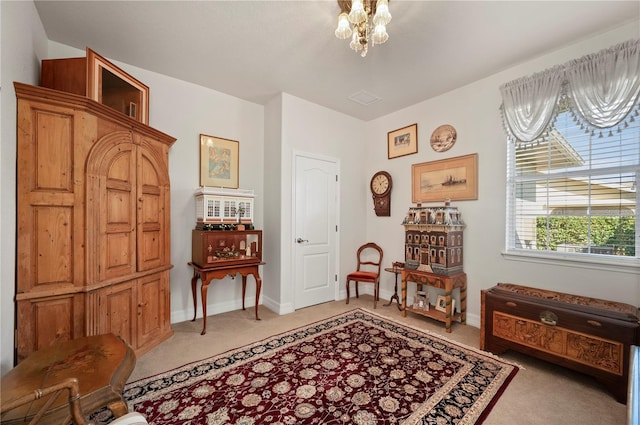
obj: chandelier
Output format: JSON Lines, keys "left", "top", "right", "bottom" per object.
{"left": 334, "top": 0, "right": 392, "bottom": 57}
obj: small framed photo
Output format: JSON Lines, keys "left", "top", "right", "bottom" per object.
{"left": 200, "top": 134, "right": 239, "bottom": 188}
{"left": 413, "top": 290, "right": 429, "bottom": 311}
{"left": 128, "top": 102, "right": 137, "bottom": 119}
{"left": 388, "top": 123, "right": 418, "bottom": 159}
{"left": 435, "top": 295, "right": 455, "bottom": 313}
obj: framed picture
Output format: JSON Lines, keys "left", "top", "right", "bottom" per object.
{"left": 128, "top": 102, "right": 137, "bottom": 119}
{"left": 388, "top": 123, "right": 418, "bottom": 159}
{"left": 199, "top": 134, "right": 239, "bottom": 188}
{"left": 413, "top": 290, "right": 430, "bottom": 311}
{"left": 411, "top": 153, "right": 478, "bottom": 203}
{"left": 435, "top": 295, "right": 455, "bottom": 313}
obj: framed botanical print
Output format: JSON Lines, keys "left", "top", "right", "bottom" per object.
{"left": 200, "top": 134, "right": 239, "bottom": 188}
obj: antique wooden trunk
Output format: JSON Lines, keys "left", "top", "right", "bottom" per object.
{"left": 481, "top": 283, "right": 640, "bottom": 403}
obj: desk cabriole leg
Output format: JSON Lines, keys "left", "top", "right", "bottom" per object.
{"left": 200, "top": 279, "right": 210, "bottom": 335}
{"left": 254, "top": 273, "right": 262, "bottom": 321}
{"left": 191, "top": 271, "right": 199, "bottom": 322}
{"left": 241, "top": 274, "right": 248, "bottom": 311}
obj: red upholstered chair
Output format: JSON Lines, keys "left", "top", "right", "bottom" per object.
{"left": 345, "top": 242, "right": 384, "bottom": 308}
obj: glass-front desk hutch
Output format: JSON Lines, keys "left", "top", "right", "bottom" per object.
{"left": 190, "top": 188, "right": 263, "bottom": 334}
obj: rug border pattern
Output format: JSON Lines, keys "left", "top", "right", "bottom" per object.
{"left": 123, "top": 308, "right": 518, "bottom": 424}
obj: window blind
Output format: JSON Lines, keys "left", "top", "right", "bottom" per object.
{"left": 506, "top": 98, "right": 639, "bottom": 259}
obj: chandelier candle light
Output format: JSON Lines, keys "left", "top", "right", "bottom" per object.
{"left": 335, "top": 0, "right": 392, "bottom": 57}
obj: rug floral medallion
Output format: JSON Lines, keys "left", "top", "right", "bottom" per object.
{"left": 99, "top": 309, "right": 518, "bottom": 425}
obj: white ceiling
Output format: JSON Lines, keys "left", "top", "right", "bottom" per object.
{"left": 34, "top": 1, "right": 639, "bottom": 121}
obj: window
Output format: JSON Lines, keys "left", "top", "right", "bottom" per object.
{"left": 502, "top": 40, "right": 639, "bottom": 267}
{"left": 506, "top": 98, "right": 639, "bottom": 263}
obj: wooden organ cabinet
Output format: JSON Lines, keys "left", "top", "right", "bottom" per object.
{"left": 14, "top": 82, "right": 175, "bottom": 362}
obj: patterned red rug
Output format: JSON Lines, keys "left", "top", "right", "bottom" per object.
{"left": 96, "top": 309, "right": 518, "bottom": 424}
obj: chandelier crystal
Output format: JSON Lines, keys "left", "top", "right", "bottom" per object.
{"left": 335, "top": 0, "right": 392, "bottom": 57}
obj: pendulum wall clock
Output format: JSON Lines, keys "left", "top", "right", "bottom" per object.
{"left": 370, "top": 171, "right": 392, "bottom": 216}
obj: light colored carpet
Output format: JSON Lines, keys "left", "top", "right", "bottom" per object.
{"left": 130, "top": 296, "right": 626, "bottom": 425}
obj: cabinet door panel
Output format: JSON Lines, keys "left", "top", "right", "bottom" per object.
{"left": 106, "top": 232, "right": 134, "bottom": 270}
{"left": 106, "top": 186, "right": 133, "bottom": 224}
{"left": 34, "top": 111, "right": 73, "bottom": 190}
{"left": 136, "top": 272, "right": 168, "bottom": 349}
{"left": 17, "top": 106, "right": 79, "bottom": 294}
{"left": 99, "top": 281, "right": 136, "bottom": 349}
{"left": 33, "top": 206, "right": 74, "bottom": 288}
{"left": 87, "top": 134, "right": 137, "bottom": 282}
{"left": 136, "top": 146, "right": 167, "bottom": 271}
{"left": 16, "top": 295, "right": 85, "bottom": 362}
{"left": 103, "top": 148, "right": 137, "bottom": 279}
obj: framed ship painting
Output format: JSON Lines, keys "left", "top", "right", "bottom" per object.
{"left": 411, "top": 153, "right": 477, "bottom": 203}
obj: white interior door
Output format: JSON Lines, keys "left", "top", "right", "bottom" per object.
{"left": 293, "top": 153, "right": 339, "bottom": 309}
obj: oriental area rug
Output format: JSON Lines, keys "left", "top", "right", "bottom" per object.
{"left": 95, "top": 309, "right": 518, "bottom": 425}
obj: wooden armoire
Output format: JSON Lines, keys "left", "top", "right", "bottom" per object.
{"left": 14, "top": 81, "right": 175, "bottom": 362}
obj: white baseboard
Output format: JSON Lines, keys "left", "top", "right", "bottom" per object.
{"left": 171, "top": 297, "right": 258, "bottom": 324}
{"left": 171, "top": 287, "right": 481, "bottom": 329}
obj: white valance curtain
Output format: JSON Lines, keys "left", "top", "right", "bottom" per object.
{"left": 500, "top": 39, "right": 640, "bottom": 144}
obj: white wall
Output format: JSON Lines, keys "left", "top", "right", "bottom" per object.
{"left": 0, "top": 0, "right": 48, "bottom": 376}
{"left": 272, "top": 93, "right": 366, "bottom": 313}
{"left": 364, "top": 21, "right": 640, "bottom": 327}
{"left": 262, "top": 95, "right": 284, "bottom": 311}
{"left": 1, "top": 1, "right": 638, "bottom": 376}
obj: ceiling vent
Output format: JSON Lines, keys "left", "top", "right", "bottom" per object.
{"left": 348, "top": 90, "right": 382, "bottom": 106}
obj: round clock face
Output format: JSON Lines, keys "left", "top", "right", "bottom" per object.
{"left": 371, "top": 172, "right": 391, "bottom": 196}
{"left": 430, "top": 124, "right": 457, "bottom": 152}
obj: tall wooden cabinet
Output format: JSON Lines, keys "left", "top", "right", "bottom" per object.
{"left": 14, "top": 82, "right": 175, "bottom": 362}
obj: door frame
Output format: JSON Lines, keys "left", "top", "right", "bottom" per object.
{"left": 291, "top": 150, "right": 341, "bottom": 309}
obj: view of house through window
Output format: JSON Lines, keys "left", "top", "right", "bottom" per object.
{"left": 507, "top": 98, "right": 639, "bottom": 260}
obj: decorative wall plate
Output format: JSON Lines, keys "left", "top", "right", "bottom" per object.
{"left": 430, "top": 124, "right": 457, "bottom": 152}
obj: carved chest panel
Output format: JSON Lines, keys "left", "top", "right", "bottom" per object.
{"left": 492, "top": 310, "right": 624, "bottom": 375}
{"left": 481, "top": 283, "right": 639, "bottom": 403}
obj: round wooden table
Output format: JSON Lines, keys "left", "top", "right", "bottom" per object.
{"left": 383, "top": 266, "right": 404, "bottom": 310}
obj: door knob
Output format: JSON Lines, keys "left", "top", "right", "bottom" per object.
{"left": 296, "top": 238, "right": 308, "bottom": 243}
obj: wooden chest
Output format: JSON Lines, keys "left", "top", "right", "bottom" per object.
{"left": 481, "top": 283, "right": 639, "bottom": 403}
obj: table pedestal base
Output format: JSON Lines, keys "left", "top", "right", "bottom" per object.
{"left": 383, "top": 267, "right": 404, "bottom": 311}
